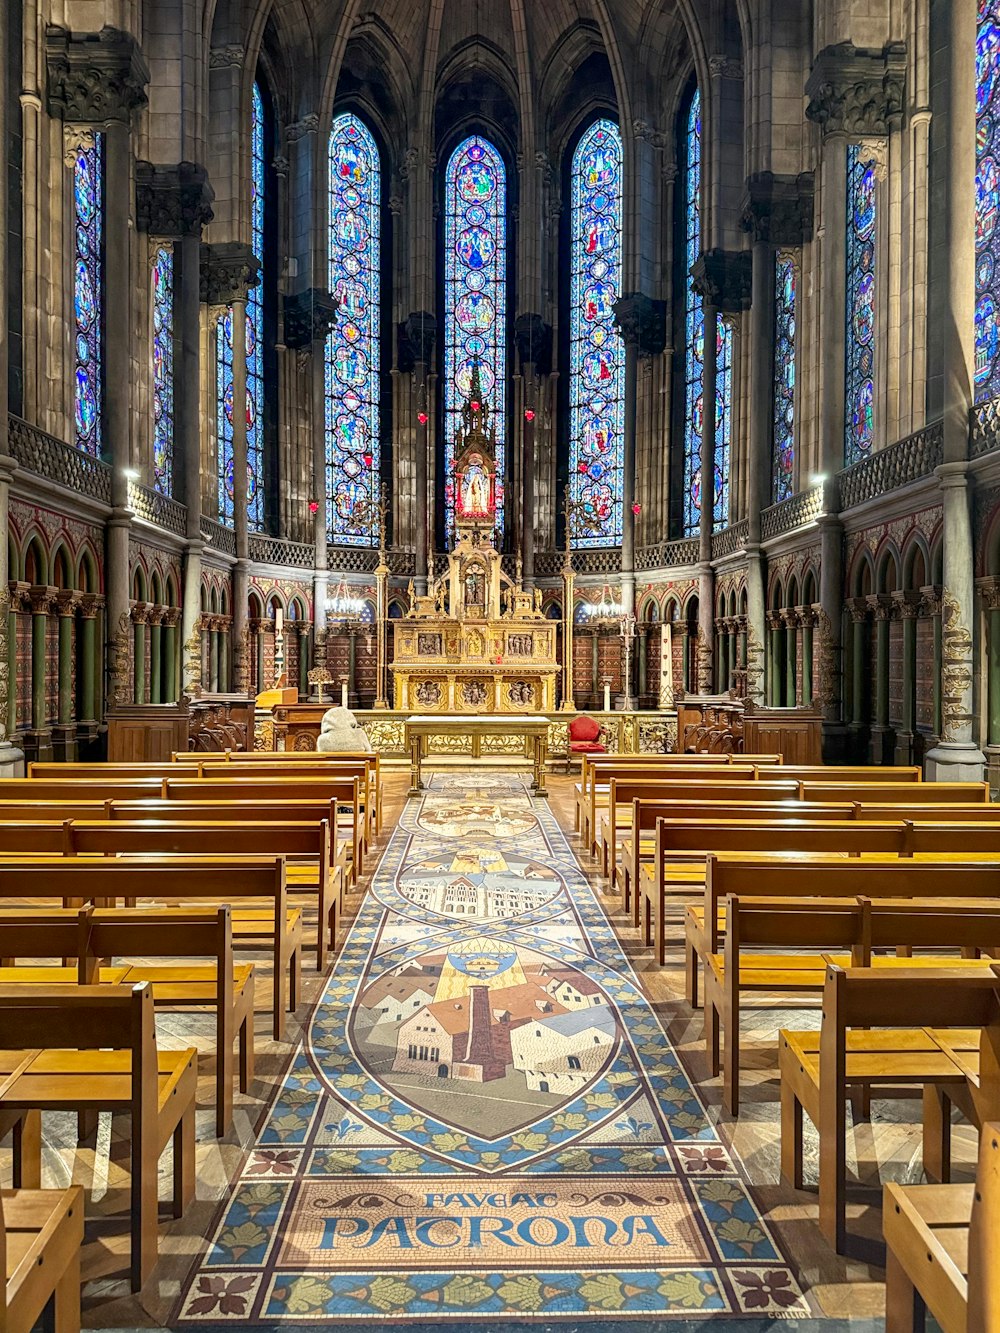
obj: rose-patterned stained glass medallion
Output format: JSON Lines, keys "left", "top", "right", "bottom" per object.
{"left": 444, "top": 136, "right": 506, "bottom": 543}
{"left": 845, "top": 144, "right": 877, "bottom": 464}
{"left": 569, "top": 119, "right": 624, "bottom": 548}
{"left": 74, "top": 135, "right": 103, "bottom": 456}
{"left": 327, "top": 112, "right": 380, "bottom": 544}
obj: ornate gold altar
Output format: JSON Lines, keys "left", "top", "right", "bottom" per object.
{"left": 390, "top": 375, "right": 559, "bottom": 714}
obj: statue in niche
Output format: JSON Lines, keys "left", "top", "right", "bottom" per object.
{"left": 460, "top": 459, "right": 491, "bottom": 517}
{"left": 508, "top": 680, "right": 535, "bottom": 707}
{"left": 467, "top": 629, "right": 485, "bottom": 656}
{"left": 464, "top": 566, "right": 486, "bottom": 614}
{"left": 415, "top": 680, "right": 442, "bottom": 707}
{"left": 462, "top": 680, "right": 489, "bottom": 707}
{"left": 507, "top": 633, "right": 532, "bottom": 656}
{"left": 417, "top": 632, "right": 442, "bottom": 656}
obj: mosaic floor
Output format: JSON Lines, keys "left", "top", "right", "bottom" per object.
{"left": 174, "top": 772, "right": 811, "bottom": 1323}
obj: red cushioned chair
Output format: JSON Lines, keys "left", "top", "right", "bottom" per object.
{"left": 568, "top": 714, "right": 607, "bottom": 758}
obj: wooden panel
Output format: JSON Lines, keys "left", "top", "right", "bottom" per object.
{"left": 742, "top": 705, "right": 823, "bottom": 765}
{"left": 106, "top": 703, "right": 190, "bottom": 762}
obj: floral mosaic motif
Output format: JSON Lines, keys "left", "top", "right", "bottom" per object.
{"left": 176, "top": 772, "right": 808, "bottom": 1323}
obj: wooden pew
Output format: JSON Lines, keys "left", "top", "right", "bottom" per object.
{"left": 580, "top": 762, "right": 757, "bottom": 854}
{"left": 779, "top": 966, "right": 1000, "bottom": 1258}
{"left": 801, "top": 781, "right": 990, "bottom": 804}
{"left": 0, "top": 860, "right": 298, "bottom": 1040}
{"left": 616, "top": 801, "right": 857, "bottom": 913}
{"left": 197, "top": 752, "right": 383, "bottom": 835}
{"left": 707, "top": 895, "right": 1000, "bottom": 1115}
{"left": 160, "top": 778, "right": 364, "bottom": 880}
{"left": 107, "top": 798, "right": 351, "bottom": 897}
{"left": 856, "top": 802, "right": 1000, "bottom": 822}
{"left": 61, "top": 820, "right": 339, "bottom": 966}
{"left": 0, "top": 1184, "right": 83, "bottom": 1333}
{"left": 688, "top": 856, "right": 1000, "bottom": 1011}
{"left": 882, "top": 1120, "right": 1000, "bottom": 1333}
{"left": 0, "top": 906, "right": 253, "bottom": 1139}
{"left": 0, "top": 982, "right": 197, "bottom": 1290}
{"left": 586, "top": 774, "right": 777, "bottom": 857}
{"left": 640, "top": 822, "right": 906, "bottom": 970}
{"left": 758, "top": 766, "right": 921, "bottom": 784}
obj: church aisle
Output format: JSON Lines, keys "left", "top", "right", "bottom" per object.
{"left": 175, "top": 771, "right": 809, "bottom": 1323}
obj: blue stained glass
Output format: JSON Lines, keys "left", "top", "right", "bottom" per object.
{"left": 977, "top": 9, "right": 1000, "bottom": 400}
{"left": 218, "top": 83, "right": 266, "bottom": 527}
{"left": 444, "top": 135, "right": 506, "bottom": 542}
{"left": 772, "top": 252, "right": 797, "bottom": 503}
{"left": 683, "top": 90, "right": 703, "bottom": 535}
{"left": 73, "top": 135, "right": 103, "bottom": 455}
{"left": 845, "top": 144, "right": 877, "bottom": 464}
{"left": 326, "top": 112, "right": 381, "bottom": 545}
{"left": 246, "top": 81, "right": 265, "bottom": 530}
{"left": 151, "top": 244, "right": 174, "bottom": 496}
{"left": 569, "top": 119, "right": 624, "bottom": 549}
{"left": 714, "top": 317, "right": 732, "bottom": 529}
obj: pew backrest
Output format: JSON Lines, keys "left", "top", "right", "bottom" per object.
{"left": 802, "top": 781, "right": 990, "bottom": 804}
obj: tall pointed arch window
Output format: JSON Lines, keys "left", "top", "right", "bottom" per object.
{"left": 682, "top": 90, "right": 703, "bottom": 536}
{"left": 772, "top": 252, "right": 797, "bottom": 503}
{"left": 73, "top": 134, "right": 104, "bottom": 456}
{"left": 443, "top": 135, "right": 507, "bottom": 542}
{"left": 976, "top": 12, "right": 1000, "bottom": 401}
{"left": 151, "top": 244, "right": 174, "bottom": 495}
{"left": 845, "top": 144, "right": 877, "bottom": 465}
{"left": 326, "top": 112, "right": 381, "bottom": 544}
{"left": 568, "top": 119, "right": 624, "bottom": 548}
{"left": 217, "top": 81, "right": 266, "bottom": 528}
{"left": 714, "top": 318, "right": 732, "bottom": 528}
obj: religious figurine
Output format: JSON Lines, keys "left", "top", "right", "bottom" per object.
{"left": 406, "top": 578, "right": 415, "bottom": 613}
{"left": 533, "top": 587, "right": 543, "bottom": 613}
{"left": 461, "top": 459, "right": 491, "bottom": 517}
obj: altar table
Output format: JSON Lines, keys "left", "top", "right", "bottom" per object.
{"left": 404, "top": 714, "right": 550, "bottom": 797}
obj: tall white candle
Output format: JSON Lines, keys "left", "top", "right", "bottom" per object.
{"left": 603, "top": 683, "right": 611, "bottom": 712}
{"left": 341, "top": 682, "right": 348, "bottom": 708}
{"left": 275, "top": 608, "right": 283, "bottom": 636}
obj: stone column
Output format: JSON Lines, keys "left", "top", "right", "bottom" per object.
{"left": 783, "top": 610, "right": 798, "bottom": 706}
{"left": 800, "top": 608, "right": 815, "bottom": 705}
{"left": 162, "top": 608, "right": 179, "bottom": 703}
{"left": 867, "top": 594, "right": 893, "bottom": 762}
{"left": 148, "top": 610, "right": 162, "bottom": 704}
{"left": 54, "top": 591, "right": 77, "bottom": 760}
{"left": 284, "top": 289, "right": 339, "bottom": 672}
{"left": 847, "top": 601, "right": 869, "bottom": 748}
{"left": 28, "top": 586, "right": 54, "bottom": 758}
{"left": 406, "top": 313, "right": 436, "bottom": 593}
{"left": 767, "top": 612, "right": 783, "bottom": 707}
{"left": 514, "top": 315, "right": 550, "bottom": 589}
{"left": 77, "top": 595, "right": 99, "bottom": 730}
{"left": 985, "top": 584, "right": 1000, "bottom": 752}
{"left": 892, "top": 591, "right": 920, "bottom": 764}
{"left": 208, "top": 617, "right": 220, "bottom": 694}
{"left": 613, "top": 296, "right": 666, "bottom": 615}
{"left": 131, "top": 604, "right": 147, "bottom": 704}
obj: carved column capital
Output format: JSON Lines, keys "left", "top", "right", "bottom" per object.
{"left": 740, "top": 172, "right": 815, "bottom": 245}
{"left": 46, "top": 25, "right": 149, "bottom": 125}
{"left": 891, "top": 589, "right": 922, "bottom": 619}
{"left": 130, "top": 601, "right": 151, "bottom": 626}
{"left": 56, "top": 590, "right": 79, "bottom": 617}
{"left": 805, "top": 42, "right": 906, "bottom": 137}
{"left": 284, "top": 288, "right": 340, "bottom": 348}
{"left": 866, "top": 592, "right": 893, "bottom": 620}
{"left": 402, "top": 311, "right": 437, "bottom": 366}
{"left": 161, "top": 606, "right": 181, "bottom": 628}
{"left": 847, "top": 597, "right": 869, "bottom": 623}
{"left": 136, "top": 161, "right": 215, "bottom": 237}
{"left": 689, "top": 249, "right": 752, "bottom": 312}
{"left": 77, "top": 593, "right": 100, "bottom": 620}
{"left": 612, "top": 292, "right": 667, "bottom": 356}
{"left": 29, "top": 585, "right": 57, "bottom": 616}
{"left": 513, "top": 313, "right": 553, "bottom": 373}
{"left": 200, "top": 241, "right": 260, "bottom": 304}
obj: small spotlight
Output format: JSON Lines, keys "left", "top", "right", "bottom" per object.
{"left": 811, "top": 473, "right": 828, "bottom": 485}
{"left": 123, "top": 468, "right": 140, "bottom": 480}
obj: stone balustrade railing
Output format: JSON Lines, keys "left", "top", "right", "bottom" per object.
{"left": 838, "top": 422, "right": 943, "bottom": 512}
{"left": 761, "top": 485, "right": 823, "bottom": 541}
{"left": 127, "top": 480, "right": 187, "bottom": 536}
{"left": 711, "top": 519, "right": 750, "bottom": 559}
{"left": 972, "top": 394, "right": 1000, "bottom": 458}
{"left": 636, "top": 536, "right": 700, "bottom": 571}
{"left": 8, "top": 415, "right": 112, "bottom": 504}
{"left": 249, "top": 533, "right": 315, "bottom": 567}
{"left": 200, "top": 517, "right": 237, "bottom": 556}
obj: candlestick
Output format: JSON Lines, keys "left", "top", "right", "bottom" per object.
{"left": 603, "top": 683, "right": 611, "bottom": 713}
{"left": 341, "top": 682, "right": 348, "bottom": 708}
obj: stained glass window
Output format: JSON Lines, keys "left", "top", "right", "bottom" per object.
{"left": 976, "top": 9, "right": 1000, "bottom": 401}
{"left": 568, "top": 119, "right": 624, "bottom": 548}
{"left": 443, "top": 135, "right": 506, "bottom": 542}
{"left": 217, "top": 82, "right": 266, "bottom": 528}
{"left": 682, "top": 90, "right": 703, "bottom": 536}
{"left": 151, "top": 244, "right": 174, "bottom": 495}
{"left": 845, "top": 144, "right": 877, "bottom": 465}
{"left": 246, "top": 81, "right": 265, "bottom": 530}
{"left": 326, "top": 112, "right": 380, "bottom": 544}
{"left": 714, "top": 317, "right": 732, "bottom": 528}
{"left": 73, "top": 134, "right": 103, "bottom": 456}
{"left": 772, "top": 252, "right": 797, "bottom": 503}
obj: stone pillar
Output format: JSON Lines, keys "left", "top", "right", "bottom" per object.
{"left": 892, "top": 591, "right": 920, "bottom": 764}
{"left": 131, "top": 604, "right": 147, "bottom": 704}
{"left": 783, "top": 610, "right": 798, "bottom": 706}
{"left": 406, "top": 313, "right": 436, "bottom": 594}
{"left": 867, "top": 594, "right": 893, "bottom": 763}
{"left": 848, "top": 601, "right": 869, "bottom": 749}
{"left": 801, "top": 608, "right": 815, "bottom": 705}
{"left": 986, "top": 586, "right": 1000, "bottom": 751}
{"left": 77, "top": 595, "right": 99, "bottom": 729}
{"left": 148, "top": 610, "right": 162, "bottom": 705}
{"left": 767, "top": 612, "right": 783, "bottom": 707}
{"left": 54, "top": 591, "right": 77, "bottom": 761}
{"left": 284, "top": 289, "right": 339, "bottom": 672}
{"left": 28, "top": 587, "right": 54, "bottom": 758}
{"left": 208, "top": 618, "right": 220, "bottom": 694}
{"left": 161, "top": 608, "right": 178, "bottom": 703}
{"left": 613, "top": 296, "right": 666, "bottom": 615}
{"left": 514, "top": 315, "right": 551, "bottom": 589}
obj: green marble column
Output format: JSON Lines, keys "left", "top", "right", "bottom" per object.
{"left": 29, "top": 589, "right": 51, "bottom": 731}
{"left": 56, "top": 594, "right": 75, "bottom": 725}
{"left": 255, "top": 624, "right": 265, "bottom": 694}
{"left": 872, "top": 598, "right": 891, "bottom": 729}
{"left": 149, "top": 614, "right": 162, "bottom": 705}
{"left": 784, "top": 612, "right": 797, "bottom": 706}
{"left": 78, "top": 601, "right": 97, "bottom": 724}
{"left": 989, "top": 602, "right": 1000, "bottom": 748}
{"left": 133, "top": 612, "right": 146, "bottom": 705}
{"left": 801, "top": 612, "right": 814, "bottom": 705}
{"left": 768, "top": 615, "right": 782, "bottom": 706}
{"left": 162, "top": 613, "right": 178, "bottom": 703}
{"left": 209, "top": 623, "right": 220, "bottom": 694}
{"left": 898, "top": 595, "right": 919, "bottom": 743}
{"left": 850, "top": 605, "right": 867, "bottom": 728}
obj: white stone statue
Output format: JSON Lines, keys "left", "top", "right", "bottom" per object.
{"left": 316, "top": 705, "right": 373, "bottom": 753}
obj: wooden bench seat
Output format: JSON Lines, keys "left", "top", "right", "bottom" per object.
{"left": 882, "top": 1121, "right": 998, "bottom": 1333}
{"left": 778, "top": 966, "right": 1000, "bottom": 1258}
{"left": 0, "top": 983, "right": 197, "bottom": 1290}
{"left": 706, "top": 895, "right": 1000, "bottom": 1115}
{"left": 0, "top": 860, "right": 298, "bottom": 1040}
{"left": 1, "top": 1186, "right": 84, "bottom": 1333}
{"left": 582, "top": 765, "right": 756, "bottom": 853}
{"left": 801, "top": 781, "right": 990, "bottom": 804}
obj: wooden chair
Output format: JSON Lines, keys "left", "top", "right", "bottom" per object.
{"left": 0, "top": 1184, "right": 83, "bottom": 1333}
{"left": 883, "top": 1120, "right": 1000, "bottom": 1333}
{"left": 778, "top": 966, "right": 1000, "bottom": 1259}
{"left": 0, "top": 983, "right": 197, "bottom": 1290}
